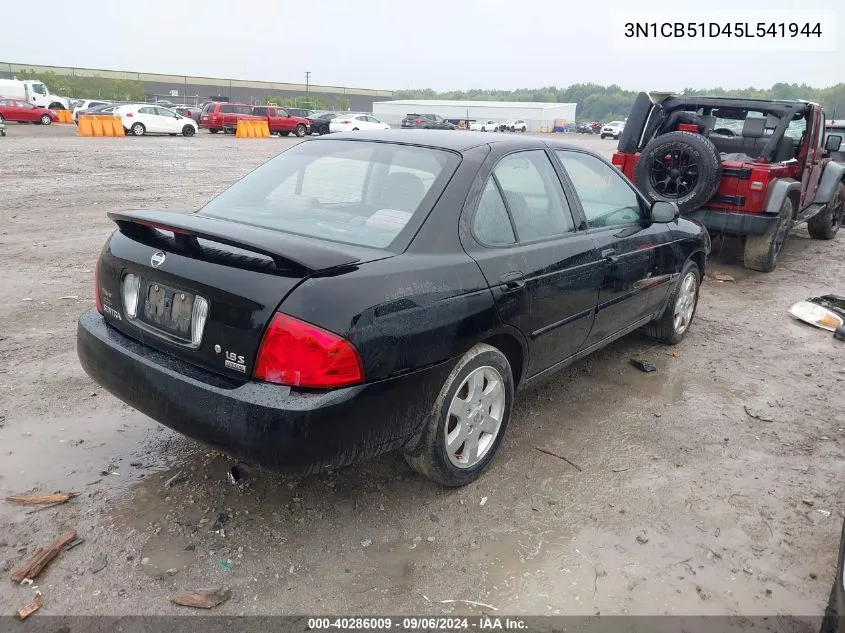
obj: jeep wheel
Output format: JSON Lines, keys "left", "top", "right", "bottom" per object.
{"left": 635, "top": 131, "right": 722, "bottom": 215}
{"left": 744, "top": 197, "right": 793, "bottom": 272}
{"left": 807, "top": 183, "right": 844, "bottom": 240}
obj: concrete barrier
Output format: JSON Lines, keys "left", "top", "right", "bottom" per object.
{"left": 54, "top": 110, "right": 73, "bottom": 124}
{"left": 236, "top": 119, "right": 270, "bottom": 138}
{"left": 78, "top": 114, "right": 125, "bottom": 137}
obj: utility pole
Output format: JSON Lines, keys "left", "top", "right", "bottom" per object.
{"left": 305, "top": 71, "right": 311, "bottom": 96}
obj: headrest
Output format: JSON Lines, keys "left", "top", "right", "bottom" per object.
{"left": 743, "top": 117, "right": 766, "bottom": 138}
{"left": 765, "top": 114, "right": 779, "bottom": 129}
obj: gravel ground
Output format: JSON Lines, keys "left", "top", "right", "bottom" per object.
{"left": 0, "top": 123, "right": 843, "bottom": 623}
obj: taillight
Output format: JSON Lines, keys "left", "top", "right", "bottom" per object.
{"left": 125, "top": 112, "right": 133, "bottom": 117}
{"left": 749, "top": 168, "right": 771, "bottom": 192}
{"left": 339, "top": 120, "right": 351, "bottom": 124}
{"left": 413, "top": 119, "right": 423, "bottom": 124}
{"left": 611, "top": 152, "right": 625, "bottom": 169}
{"left": 253, "top": 313, "right": 364, "bottom": 389}
{"left": 94, "top": 258, "right": 103, "bottom": 314}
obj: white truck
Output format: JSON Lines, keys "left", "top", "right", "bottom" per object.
{"left": 0, "top": 79, "right": 70, "bottom": 110}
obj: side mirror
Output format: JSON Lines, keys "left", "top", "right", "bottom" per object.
{"left": 825, "top": 134, "right": 842, "bottom": 152}
{"left": 651, "top": 200, "right": 679, "bottom": 223}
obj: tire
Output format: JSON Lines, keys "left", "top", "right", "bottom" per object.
{"left": 646, "top": 259, "right": 701, "bottom": 345}
{"left": 40, "top": 114, "right": 52, "bottom": 125}
{"left": 280, "top": 131, "right": 290, "bottom": 136}
{"left": 320, "top": 125, "right": 329, "bottom": 135}
{"left": 404, "top": 343, "right": 514, "bottom": 486}
{"left": 294, "top": 124, "right": 306, "bottom": 137}
{"left": 352, "top": 127, "right": 359, "bottom": 131}
{"left": 635, "top": 131, "right": 721, "bottom": 214}
{"left": 743, "top": 196, "right": 793, "bottom": 272}
{"left": 600, "top": 134, "right": 607, "bottom": 139}
{"left": 521, "top": 126, "right": 526, "bottom": 132}
{"left": 131, "top": 123, "right": 146, "bottom": 137}
{"left": 209, "top": 129, "right": 218, "bottom": 134}
{"left": 481, "top": 127, "right": 486, "bottom": 132}
{"left": 169, "top": 133, "right": 177, "bottom": 136}
{"left": 182, "top": 125, "right": 195, "bottom": 137}
{"left": 0, "top": 114, "right": 5, "bottom": 123}
{"left": 807, "top": 182, "right": 844, "bottom": 240}
{"left": 49, "top": 102, "right": 65, "bottom": 110}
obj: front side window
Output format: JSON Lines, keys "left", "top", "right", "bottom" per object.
{"left": 492, "top": 151, "right": 575, "bottom": 241}
{"left": 31, "top": 83, "right": 46, "bottom": 95}
{"left": 200, "top": 140, "right": 459, "bottom": 249}
{"left": 139, "top": 107, "right": 156, "bottom": 115}
{"left": 556, "top": 150, "right": 643, "bottom": 228}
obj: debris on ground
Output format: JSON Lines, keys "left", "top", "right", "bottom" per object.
{"left": 421, "top": 594, "right": 499, "bottom": 611}
{"left": 6, "top": 492, "right": 79, "bottom": 506}
{"left": 636, "top": 534, "right": 650, "bottom": 545}
{"left": 16, "top": 591, "right": 42, "bottom": 620}
{"left": 802, "top": 498, "right": 815, "bottom": 507}
{"left": 744, "top": 406, "right": 774, "bottom": 422}
{"left": 170, "top": 588, "right": 232, "bottom": 610}
{"left": 227, "top": 466, "right": 241, "bottom": 485}
{"left": 360, "top": 538, "right": 372, "bottom": 548}
{"left": 789, "top": 300, "right": 844, "bottom": 332}
{"left": 534, "top": 446, "right": 583, "bottom": 471}
{"left": 11, "top": 530, "right": 78, "bottom": 582}
{"left": 90, "top": 554, "right": 108, "bottom": 574}
{"left": 480, "top": 497, "right": 488, "bottom": 506}
{"left": 218, "top": 560, "right": 233, "bottom": 571}
{"left": 211, "top": 513, "right": 228, "bottom": 531}
{"left": 164, "top": 471, "right": 186, "bottom": 489}
{"left": 63, "top": 537, "right": 84, "bottom": 552}
{"left": 630, "top": 359, "right": 657, "bottom": 373}
{"left": 711, "top": 272, "right": 736, "bottom": 282}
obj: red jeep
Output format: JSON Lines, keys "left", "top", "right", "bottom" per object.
{"left": 250, "top": 105, "right": 311, "bottom": 137}
{"left": 198, "top": 102, "right": 263, "bottom": 133}
{"left": 612, "top": 92, "right": 845, "bottom": 271}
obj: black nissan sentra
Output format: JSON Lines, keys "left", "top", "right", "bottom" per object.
{"left": 77, "top": 130, "right": 710, "bottom": 486}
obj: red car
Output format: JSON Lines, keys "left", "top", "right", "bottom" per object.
{"left": 250, "top": 105, "right": 311, "bottom": 137}
{"left": 197, "top": 102, "right": 263, "bottom": 133}
{"left": 0, "top": 98, "right": 58, "bottom": 125}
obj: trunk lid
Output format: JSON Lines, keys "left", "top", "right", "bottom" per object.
{"left": 98, "top": 209, "right": 390, "bottom": 380}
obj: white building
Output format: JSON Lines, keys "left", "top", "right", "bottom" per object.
{"left": 372, "top": 99, "right": 577, "bottom": 132}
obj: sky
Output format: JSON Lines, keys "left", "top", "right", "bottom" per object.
{"left": 1, "top": 0, "right": 841, "bottom": 92}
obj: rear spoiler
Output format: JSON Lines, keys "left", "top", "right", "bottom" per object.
{"left": 108, "top": 209, "right": 372, "bottom": 272}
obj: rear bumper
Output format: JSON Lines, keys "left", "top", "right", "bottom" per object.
{"left": 687, "top": 208, "right": 778, "bottom": 236}
{"left": 77, "top": 309, "right": 456, "bottom": 473}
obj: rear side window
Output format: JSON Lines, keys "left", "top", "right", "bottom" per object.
{"left": 493, "top": 151, "right": 575, "bottom": 241}
{"left": 202, "top": 102, "right": 216, "bottom": 114}
{"left": 252, "top": 107, "right": 267, "bottom": 116}
{"left": 220, "top": 105, "right": 234, "bottom": 114}
{"left": 237, "top": 105, "right": 253, "bottom": 115}
{"left": 139, "top": 107, "right": 156, "bottom": 114}
{"left": 200, "top": 140, "right": 459, "bottom": 249}
{"left": 473, "top": 180, "right": 516, "bottom": 246}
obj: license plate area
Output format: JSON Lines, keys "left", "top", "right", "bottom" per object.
{"left": 139, "top": 279, "right": 196, "bottom": 343}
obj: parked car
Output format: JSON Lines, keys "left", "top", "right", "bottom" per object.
{"left": 826, "top": 120, "right": 845, "bottom": 164}
{"left": 329, "top": 113, "right": 390, "bottom": 132}
{"left": 823, "top": 516, "right": 844, "bottom": 633}
{"left": 74, "top": 103, "right": 120, "bottom": 122}
{"left": 250, "top": 105, "right": 311, "bottom": 137}
{"left": 175, "top": 106, "right": 203, "bottom": 122}
{"left": 469, "top": 120, "right": 499, "bottom": 132}
{"left": 0, "top": 98, "right": 58, "bottom": 125}
{"left": 198, "top": 102, "right": 263, "bottom": 133}
{"left": 502, "top": 119, "right": 527, "bottom": 132}
{"left": 589, "top": 121, "right": 603, "bottom": 133}
{"left": 116, "top": 104, "right": 198, "bottom": 137}
{"left": 308, "top": 111, "right": 339, "bottom": 135}
{"left": 575, "top": 123, "right": 594, "bottom": 134}
{"left": 400, "top": 113, "right": 456, "bottom": 130}
{"left": 612, "top": 91, "right": 845, "bottom": 272}
{"left": 0, "top": 118, "right": 6, "bottom": 136}
{"left": 76, "top": 130, "right": 709, "bottom": 486}
{"left": 72, "top": 99, "right": 111, "bottom": 122}
{"left": 600, "top": 121, "right": 625, "bottom": 139}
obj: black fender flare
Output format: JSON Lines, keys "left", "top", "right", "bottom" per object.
{"left": 813, "top": 161, "right": 845, "bottom": 205}
{"left": 764, "top": 178, "right": 802, "bottom": 215}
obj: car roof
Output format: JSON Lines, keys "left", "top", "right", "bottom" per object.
{"left": 311, "top": 129, "right": 586, "bottom": 153}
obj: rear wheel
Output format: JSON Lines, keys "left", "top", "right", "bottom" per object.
{"left": 404, "top": 343, "right": 513, "bottom": 487}
{"left": 807, "top": 183, "right": 844, "bottom": 240}
{"left": 294, "top": 124, "right": 306, "bottom": 137}
{"left": 280, "top": 131, "right": 290, "bottom": 136}
{"left": 131, "top": 123, "right": 145, "bottom": 137}
{"left": 600, "top": 134, "right": 607, "bottom": 139}
{"left": 182, "top": 125, "right": 195, "bottom": 137}
{"left": 209, "top": 129, "right": 218, "bottom": 134}
{"left": 0, "top": 114, "right": 5, "bottom": 123}
{"left": 646, "top": 259, "right": 701, "bottom": 344}
{"left": 744, "top": 197, "right": 793, "bottom": 272}
{"left": 352, "top": 127, "right": 359, "bottom": 131}
{"left": 40, "top": 114, "right": 52, "bottom": 125}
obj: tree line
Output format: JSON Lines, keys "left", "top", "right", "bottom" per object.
{"left": 394, "top": 83, "right": 845, "bottom": 122}
{"left": 14, "top": 69, "right": 146, "bottom": 102}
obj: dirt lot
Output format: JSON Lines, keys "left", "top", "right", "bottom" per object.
{"left": 0, "top": 123, "right": 843, "bottom": 622}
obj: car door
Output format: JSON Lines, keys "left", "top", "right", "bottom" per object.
{"left": 12, "top": 100, "right": 38, "bottom": 122}
{"left": 276, "top": 109, "right": 295, "bottom": 133}
{"left": 553, "top": 149, "right": 678, "bottom": 347}
{"left": 135, "top": 106, "right": 160, "bottom": 132}
{"left": 801, "top": 111, "right": 826, "bottom": 208}
{"left": 0, "top": 99, "right": 11, "bottom": 121}
{"left": 461, "top": 148, "right": 603, "bottom": 376}
{"left": 155, "top": 107, "right": 181, "bottom": 133}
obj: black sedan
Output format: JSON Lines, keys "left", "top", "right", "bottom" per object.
{"left": 308, "top": 111, "right": 339, "bottom": 135}
{"left": 76, "top": 130, "right": 710, "bottom": 486}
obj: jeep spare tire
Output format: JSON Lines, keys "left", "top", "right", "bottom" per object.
{"left": 635, "top": 131, "right": 721, "bottom": 215}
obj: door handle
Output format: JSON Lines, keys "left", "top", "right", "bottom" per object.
{"left": 601, "top": 248, "right": 619, "bottom": 263}
{"left": 500, "top": 271, "right": 525, "bottom": 291}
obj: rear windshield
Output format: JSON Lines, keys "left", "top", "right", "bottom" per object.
{"left": 200, "top": 140, "right": 459, "bottom": 249}
{"left": 201, "top": 102, "right": 216, "bottom": 113}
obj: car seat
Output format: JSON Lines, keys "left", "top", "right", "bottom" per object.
{"left": 378, "top": 172, "right": 426, "bottom": 213}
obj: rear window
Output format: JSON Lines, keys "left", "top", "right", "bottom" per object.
{"left": 202, "top": 102, "right": 216, "bottom": 114}
{"left": 252, "top": 106, "right": 268, "bottom": 116}
{"left": 220, "top": 104, "right": 234, "bottom": 114}
{"left": 200, "top": 140, "right": 460, "bottom": 249}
